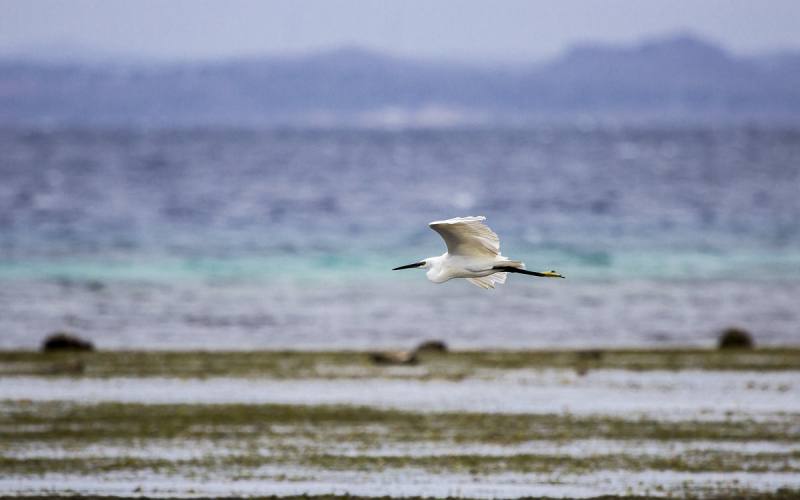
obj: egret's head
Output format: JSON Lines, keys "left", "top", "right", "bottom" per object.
{"left": 392, "top": 260, "right": 427, "bottom": 271}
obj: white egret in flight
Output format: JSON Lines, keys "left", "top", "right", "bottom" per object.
{"left": 393, "top": 216, "right": 564, "bottom": 289}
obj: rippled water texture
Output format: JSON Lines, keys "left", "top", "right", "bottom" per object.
{"left": 1, "top": 127, "right": 798, "bottom": 348}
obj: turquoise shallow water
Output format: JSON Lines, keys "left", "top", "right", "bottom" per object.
{"left": 1, "top": 247, "right": 799, "bottom": 283}
{"left": 0, "top": 127, "right": 798, "bottom": 348}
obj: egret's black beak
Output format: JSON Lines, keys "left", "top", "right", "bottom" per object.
{"left": 392, "top": 261, "right": 425, "bottom": 270}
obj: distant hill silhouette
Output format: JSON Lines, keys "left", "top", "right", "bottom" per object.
{"left": 1, "top": 34, "right": 799, "bottom": 126}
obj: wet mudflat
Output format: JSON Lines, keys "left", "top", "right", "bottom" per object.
{"left": 0, "top": 349, "right": 798, "bottom": 498}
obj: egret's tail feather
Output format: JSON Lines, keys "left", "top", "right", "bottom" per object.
{"left": 467, "top": 277, "right": 493, "bottom": 289}
{"left": 467, "top": 272, "right": 507, "bottom": 289}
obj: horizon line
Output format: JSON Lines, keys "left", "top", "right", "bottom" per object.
{"left": 2, "top": 31, "right": 798, "bottom": 66}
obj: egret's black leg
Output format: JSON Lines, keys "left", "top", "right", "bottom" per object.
{"left": 493, "top": 266, "right": 564, "bottom": 278}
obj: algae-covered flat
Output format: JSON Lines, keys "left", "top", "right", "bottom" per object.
{"left": 0, "top": 348, "right": 798, "bottom": 379}
{"left": 3, "top": 401, "right": 799, "bottom": 444}
{"left": 1, "top": 348, "right": 799, "bottom": 497}
{"left": 2, "top": 492, "right": 800, "bottom": 500}
{"left": 2, "top": 401, "right": 799, "bottom": 483}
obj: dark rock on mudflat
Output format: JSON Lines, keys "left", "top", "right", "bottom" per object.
{"left": 41, "top": 332, "right": 94, "bottom": 352}
{"left": 577, "top": 349, "right": 604, "bottom": 361}
{"left": 416, "top": 340, "right": 448, "bottom": 353}
{"left": 575, "top": 349, "right": 604, "bottom": 376}
{"left": 718, "top": 327, "right": 754, "bottom": 350}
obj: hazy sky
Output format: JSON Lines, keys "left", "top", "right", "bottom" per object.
{"left": 2, "top": 0, "right": 800, "bottom": 62}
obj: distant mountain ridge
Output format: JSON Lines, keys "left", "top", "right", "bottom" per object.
{"left": 1, "top": 34, "right": 799, "bottom": 126}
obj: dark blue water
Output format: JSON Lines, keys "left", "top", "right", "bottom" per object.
{"left": 1, "top": 127, "right": 799, "bottom": 348}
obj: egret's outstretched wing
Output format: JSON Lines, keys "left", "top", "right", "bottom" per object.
{"left": 429, "top": 216, "right": 500, "bottom": 257}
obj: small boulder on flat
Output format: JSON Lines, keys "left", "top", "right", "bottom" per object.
{"left": 718, "top": 327, "right": 754, "bottom": 350}
{"left": 369, "top": 350, "right": 418, "bottom": 365}
{"left": 576, "top": 349, "right": 604, "bottom": 361}
{"left": 415, "top": 340, "right": 448, "bottom": 354}
{"left": 41, "top": 332, "right": 94, "bottom": 352}
{"left": 574, "top": 349, "right": 604, "bottom": 377}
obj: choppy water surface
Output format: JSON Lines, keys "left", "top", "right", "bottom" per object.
{"left": 1, "top": 126, "right": 799, "bottom": 348}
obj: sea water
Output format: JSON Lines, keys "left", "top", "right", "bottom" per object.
{"left": 0, "top": 126, "right": 798, "bottom": 348}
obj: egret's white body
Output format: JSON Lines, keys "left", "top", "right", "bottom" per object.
{"left": 393, "top": 216, "right": 564, "bottom": 289}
